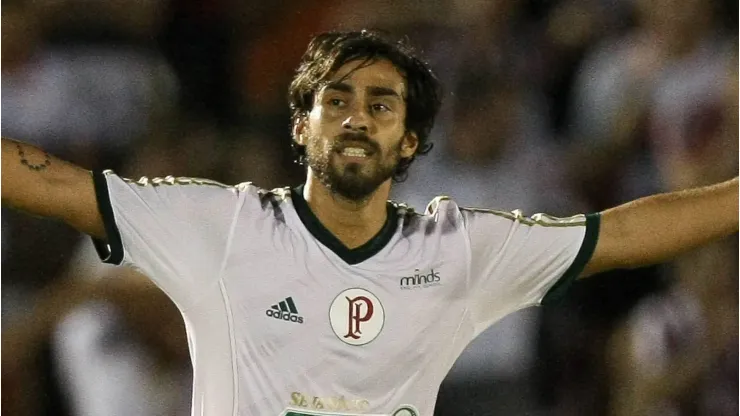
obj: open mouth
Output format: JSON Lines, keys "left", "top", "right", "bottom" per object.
{"left": 340, "top": 147, "right": 369, "bottom": 158}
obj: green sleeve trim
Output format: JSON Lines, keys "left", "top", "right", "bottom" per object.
{"left": 541, "top": 213, "right": 601, "bottom": 306}
{"left": 91, "top": 171, "right": 125, "bottom": 265}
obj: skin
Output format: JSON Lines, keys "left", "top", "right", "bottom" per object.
{"left": 294, "top": 59, "right": 418, "bottom": 249}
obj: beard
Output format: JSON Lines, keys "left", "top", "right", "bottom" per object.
{"left": 305, "top": 132, "right": 402, "bottom": 201}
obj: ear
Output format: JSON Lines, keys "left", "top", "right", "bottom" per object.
{"left": 292, "top": 117, "right": 308, "bottom": 146}
{"left": 400, "top": 132, "right": 419, "bottom": 159}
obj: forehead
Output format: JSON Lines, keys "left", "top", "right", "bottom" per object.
{"left": 323, "top": 58, "right": 406, "bottom": 96}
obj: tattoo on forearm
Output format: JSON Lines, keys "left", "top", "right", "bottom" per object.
{"left": 16, "top": 144, "right": 51, "bottom": 171}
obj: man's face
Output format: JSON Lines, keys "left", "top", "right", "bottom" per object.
{"left": 297, "top": 58, "right": 418, "bottom": 200}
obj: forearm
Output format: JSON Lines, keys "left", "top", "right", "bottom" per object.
{"left": 1, "top": 137, "right": 104, "bottom": 237}
{"left": 4, "top": 138, "right": 76, "bottom": 216}
{"left": 586, "top": 178, "right": 738, "bottom": 274}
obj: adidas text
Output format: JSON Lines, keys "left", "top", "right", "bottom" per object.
{"left": 265, "top": 309, "right": 304, "bottom": 324}
{"left": 266, "top": 297, "right": 304, "bottom": 324}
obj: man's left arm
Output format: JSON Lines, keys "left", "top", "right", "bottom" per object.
{"left": 580, "top": 177, "right": 738, "bottom": 278}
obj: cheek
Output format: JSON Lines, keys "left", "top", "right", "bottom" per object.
{"left": 377, "top": 110, "right": 403, "bottom": 127}
{"left": 311, "top": 103, "right": 345, "bottom": 123}
{"left": 308, "top": 107, "right": 340, "bottom": 137}
{"left": 306, "top": 135, "right": 331, "bottom": 155}
{"left": 375, "top": 118, "right": 405, "bottom": 146}
{"left": 378, "top": 136, "right": 406, "bottom": 160}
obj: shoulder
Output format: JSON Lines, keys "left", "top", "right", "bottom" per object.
{"left": 100, "top": 170, "right": 296, "bottom": 217}
{"left": 104, "top": 170, "right": 288, "bottom": 200}
{"left": 416, "top": 194, "right": 589, "bottom": 230}
{"left": 392, "top": 196, "right": 466, "bottom": 237}
{"left": 102, "top": 170, "right": 238, "bottom": 194}
{"left": 236, "top": 182, "right": 293, "bottom": 214}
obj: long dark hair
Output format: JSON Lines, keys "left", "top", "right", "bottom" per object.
{"left": 288, "top": 30, "right": 442, "bottom": 182}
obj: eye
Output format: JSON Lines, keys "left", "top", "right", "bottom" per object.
{"left": 328, "top": 98, "right": 345, "bottom": 107}
{"left": 372, "top": 103, "right": 390, "bottom": 112}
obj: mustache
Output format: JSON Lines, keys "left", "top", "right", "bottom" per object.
{"left": 334, "top": 132, "right": 380, "bottom": 152}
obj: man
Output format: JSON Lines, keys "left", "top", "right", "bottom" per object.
{"left": 2, "top": 30, "right": 737, "bottom": 416}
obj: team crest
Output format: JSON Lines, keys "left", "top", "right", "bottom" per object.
{"left": 329, "top": 288, "right": 385, "bottom": 346}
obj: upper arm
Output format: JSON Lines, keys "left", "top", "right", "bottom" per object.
{"left": 461, "top": 207, "right": 597, "bottom": 327}
{"left": 92, "top": 172, "right": 244, "bottom": 307}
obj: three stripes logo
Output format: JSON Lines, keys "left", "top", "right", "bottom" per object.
{"left": 265, "top": 297, "right": 304, "bottom": 324}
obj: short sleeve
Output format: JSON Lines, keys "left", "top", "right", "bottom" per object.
{"left": 91, "top": 170, "right": 240, "bottom": 308}
{"left": 461, "top": 208, "right": 600, "bottom": 335}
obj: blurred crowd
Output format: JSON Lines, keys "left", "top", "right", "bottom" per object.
{"left": 2, "top": 0, "right": 737, "bottom": 415}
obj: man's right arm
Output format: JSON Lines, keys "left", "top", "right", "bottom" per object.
{"left": 1, "top": 137, "right": 105, "bottom": 239}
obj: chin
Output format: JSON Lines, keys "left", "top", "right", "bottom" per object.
{"left": 331, "top": 159, "right": 370, "bottom": 179}
{"left": 341, "top": 162, "right": 366, "bottom": 175}
{"left": 316, "top": 157, "right": 396, "bottom": 200}
{"left": 335, "top": 183, "right": 379, "bottom": 201}
{"left": 332, "top": 172, "right": 382, "bottom": 201}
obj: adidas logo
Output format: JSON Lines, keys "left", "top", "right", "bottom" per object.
{"left": 265, "top": 297, "right": 304, "bottom": 324}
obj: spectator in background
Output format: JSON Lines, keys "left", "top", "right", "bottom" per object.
{"left": 52, "top": 244, "right": 193, "bottom": 416}
{"left": 607, "top": 240, "right": 738, "bottom": 416}
{"left": 536, "top": 0, "right": 633, "bottom": 138}
{"left": 1, "top": 0, "right": 175, "bottom": 162}
{"left": 565, "top": 0, "right": 735, "bottom": 207}
{"left": 1, "top": 0, "right": 178, "bottom": 328}
{"left": 2, "top": 2, "right": 179, "bottom": 414}
{"left": 607, "top": 37, "right": 738, "bottom": 416}
{"left": 555, "top": 1, "right": 737, "bottom": 414}
{"left": 2, "top": 252, "right": 192, "bottom": 416}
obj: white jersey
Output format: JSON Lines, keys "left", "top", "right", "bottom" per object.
{"left": 92, "top": 170, "right": 599, "bottom": 416}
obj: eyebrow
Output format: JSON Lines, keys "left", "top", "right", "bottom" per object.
{"left": 324, "top": 82, "right": 403, "bottom": 101}
{"left": 324, "top": 82, "right": 354, "bottom": 94}
{"left": 368, "top": 86, "right": 403, "bottom": 101}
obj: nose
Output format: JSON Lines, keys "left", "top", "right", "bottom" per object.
{"left": 341, "top": 108, "right": 370, "bottom": 132}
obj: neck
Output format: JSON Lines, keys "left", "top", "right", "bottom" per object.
{"left": 303, "top": 172, "right": 392, "bottom": 249}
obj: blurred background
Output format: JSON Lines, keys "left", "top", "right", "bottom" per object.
{"left": 1, "top": 0, "right": 737, "bottom": 415}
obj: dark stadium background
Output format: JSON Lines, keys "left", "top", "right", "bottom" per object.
{"left": 2, "top": 0, "right": 737, "bottom": 415}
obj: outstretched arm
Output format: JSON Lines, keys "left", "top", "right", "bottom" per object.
{"left": 581, "top": 177, "right": 738, "bottom": 277}
{"left": 1, "top": 137, "right": 105, "bottom": 239}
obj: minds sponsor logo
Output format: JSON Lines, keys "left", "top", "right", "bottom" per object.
{"left": 399, "top": 269, "right": 441, "bottom": 290}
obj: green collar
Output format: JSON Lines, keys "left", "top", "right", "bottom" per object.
{"left": 291, "top": 184, "right": 398, "bottom": 265}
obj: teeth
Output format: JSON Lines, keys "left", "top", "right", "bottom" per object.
{"left": 342, "top": 147, "right": 367, "bottom": 157}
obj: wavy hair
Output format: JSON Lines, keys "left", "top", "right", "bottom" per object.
{"left": 288, "top": 30, "right": 442, "bottom": 182}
